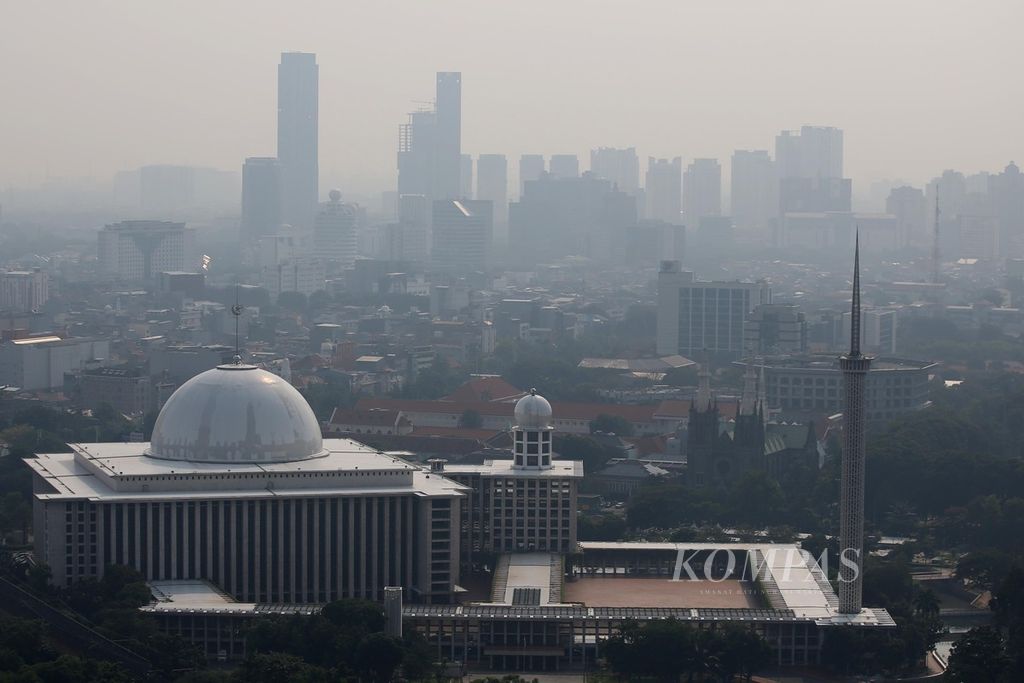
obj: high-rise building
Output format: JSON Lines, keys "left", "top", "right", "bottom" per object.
{"left": 838, "top": 237, "right": 871, "bottom": 615}
{"left": 518, "top": 154, "right": 545, "bottom": 197}
{"left": 241, "top": 157, "right": 283, "bottom": 241}
{"left": 398, "top": 110, "right": 437, "bottom": 198}
{"left": 683, "top": 158, "right": 721, "bottom": 227}
{"left": 432, "top": 199, "right": 493, "bottom": 272}
{"left": 0, "top": 268, "right": 49, "bottom": 312}
{"left": 842, "top": 308, "right": 897, "bottom": 355}
{"left": 460, "top": 154, "right": 473, "bottom": 198}
{"left": 509, "top": 175, "right": 636, "bottom": 263}
{"left": 277, "top": 52, "right": 319, "bottom": 230}
{"left": 991, "top": 162, "right": 1024, "bottom": 254}
{"left": 646, "top": 157, "right": 682, "bottom": 224}
{"left": 476, "top": 154, "right": 508, "bottom": 244}
{"left": 313, "top": 190, "right": 357, "bottom": 265}
{"left": 549, "top": 154, "right": 580, "bottom": 179}
{"left": 776, "top": 127, "right": 851, "bottom": 216}
{"left": 590, "top": 147, "right": 640, "bottom": 195}
{"left": 730, "top": 150, "right": 776, "bottom": 233}
{"left": 98, "top": 221, "right": 196, "bottom": 282}
{"left": 396, "top": 194, "right": 431, "bottom": 262}
{"left": 656, "top": 260, "right": 770, "bottom": 358}
{"left": 434, "top": 72, "right": 462, "bottom": 201}
{"left": 886, "top": 186, "right": 926, "bottom": 249}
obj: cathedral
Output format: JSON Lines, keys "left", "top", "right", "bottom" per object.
{"left": 686, "top": 361, "right": 819, "bottom": 488}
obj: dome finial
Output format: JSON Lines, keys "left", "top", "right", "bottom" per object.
{"left": 530, "top": 387, "right": 537, "bottom": 396}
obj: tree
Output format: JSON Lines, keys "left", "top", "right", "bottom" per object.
{"left": 946, "top": 626, "right": 1013, "bottom": 682}
{"left": 236, "top": 652, "right": 328, "bottom": 683}
{"left": 718, "top": 624, "right": 772, "bottom": 681}
{"left": 589, "top": 413, "right": 634, "bottom": 437}
{"left": 354, "top": 633, "right": 405, "bottom": 683}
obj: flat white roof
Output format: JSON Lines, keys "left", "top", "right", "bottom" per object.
{"left": 28, "top": 439, "right": 467, "bottom": 502}
{"left": 443, "top": 459, "right": 584, "bottom": 478}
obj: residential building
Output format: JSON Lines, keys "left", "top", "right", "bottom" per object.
{"left": 0, "top": 268, "right": 49, "bottom": 312}
{"left": 241, "top": 157, "right": 282, "bottom": 240}
{"left": 98, "top": 221, "right": 196, "bottom": 282}
{"left": 682, "top": 158, "right": 721, "bottom": 227}
{"left": 645, "top": 157, "right": 682, "bottom": 224}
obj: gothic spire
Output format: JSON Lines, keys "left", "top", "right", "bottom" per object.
{"left": 695, "top": 352, "right": 712, "bottom": 412}
{"left": 739, "top": 360, "right": 758, "bottom": 416}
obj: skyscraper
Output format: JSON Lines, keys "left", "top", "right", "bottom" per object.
{"left": 549, "top": 154, "right": 580, "bottom": 179}
{"left": 775, "top": 126, "right": 850, "bottom": 215}
{"left": 313, "top": 190, "right": 357, "bottom": 265}
{"left": 241, "top": 157, "right": 282, "bottom": 241}
{"left": 886, "top": 186, "right": 926, "bottom": 249}
{"left": 683, "top": 158, "right": 721, "bottom": 227}
{"left": 277, "top": 52, "right": 319, "bottom": 230}
{"left": 519, "top": 154, "right": 545, "bottom": 197}
{"left": 434, "top": 72, "right": 462, "bottom": 200}
{"left": 590, "top": 147, "right": 640, "bottom": 195}
{"left": 460, "top": 154, "right": 473, "bottom": 198}
{"left": 432, "top": 199, "right": 492, "bottom": 272}
{"left": 731, "top": 150, "right": 776, "bottom": 234}
{"left": 646, "top": 157, "right": 682, "bottom": 224}
{"left": 477, "top": 154, "right": 508, "bottom": 244}
{"left": 838, "top": 235, "right": 871, "bottom": 614}
{"left": 398, "top": 110, "right": 437, "bottom": 198}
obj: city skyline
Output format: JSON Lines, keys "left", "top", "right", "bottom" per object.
{"left": 2, "top": 1, "right": 1021, "bottom": 197}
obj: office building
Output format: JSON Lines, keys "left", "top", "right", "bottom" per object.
{"left": 549, "top": 155, "right": 579, "bottom": 179}
{"left": 434, "top": 72, "right": 462, "bottom": 201}
{"left": 656, "top": 260, "right": 770, "bottom": 358}
{"left": 476, "top": 154, "right": 508, "bottom": 243}
{"left": 0, "top": 268, "right": 49, "bottom": 312}
{"left": 27, "top": 362, "right": 464, "bottom": 602}
{"left": 432, "top": 199, "right": 493, "bottom": 272}
{"left": 590, "top": 147, "right": 639, "bottom": 195}
{"left": 398, "top": 110, "right": 437, "bottom": 199}
{"left": 731, "top": 150, "right": 776, "bottom": 233}
{"left": 646, "top": 157, "right": 682, "bottom": 224}
{"left": 0, "top": 336, "right": 109, "bottom": 390}
{"left": 682, "top": 158, "right": 721, "bottom": 227}
{"left": 313, "top": 190, "right": 357, "bottom": 265}
{"left": 78, "top": 365, "right": 151, "bottom": 416}
{"left": 744, "top": 303, "right": 807, "bottom": 355}
{"left": 992, "top": 162, "right": 1024, "bottom": 254}
{"left": 519, "top": 154, "right": 545, "bottom": 197}
{"left": 278, "top": 52, "right": 319, "bottom": 230}
{"left": 241, "top": 157, "right": 283, "bottom": 241}
{"left": 98, "top": 221, "right": 196, "bottom": 282}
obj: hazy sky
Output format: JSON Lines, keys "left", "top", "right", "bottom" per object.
{"left": 3, "top": 0, "right": 1022, "bottom": 197}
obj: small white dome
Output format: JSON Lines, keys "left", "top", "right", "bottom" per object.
{"left": 148, "top": 364, "right": 326, "bottom": 463}
{"left": 514, "top": 389, "right": 552, "bottom": 429}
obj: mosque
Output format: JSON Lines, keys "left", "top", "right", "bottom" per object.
{"left": 27, "top": 248, "right": 892, "bottom": 670}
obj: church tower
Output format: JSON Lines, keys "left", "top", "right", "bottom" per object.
{"left": 733, "top": 361, "right": 766, "bottom": 476}
{"left": 686, "top": 360, "right": 719, "bottom": 486}
{"left": 838, "top": 234, "right": 872, "bottom": 614}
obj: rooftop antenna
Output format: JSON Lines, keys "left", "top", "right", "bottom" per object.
{"left": 231, "top": 284, "right": 243, "bottom": 364}
{"left": 931, "top": 186, "right": 941, "bottom": 285}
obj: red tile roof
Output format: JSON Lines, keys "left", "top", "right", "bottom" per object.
{"left": 443, "top": 376, "right": 525, "bottom": 403}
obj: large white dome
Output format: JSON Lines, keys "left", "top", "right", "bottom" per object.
{"left": 514, "top": 389, "right": 552, "bottom": 429}
{"left": 147, "top": 364, "right": 326, "bottom": 463}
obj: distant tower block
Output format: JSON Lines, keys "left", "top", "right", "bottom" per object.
{"left": 838, "top": 233, "right": 872, "bottom": 614}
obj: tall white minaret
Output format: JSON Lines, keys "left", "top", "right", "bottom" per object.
{"left": 838, "top": 233, "right": 872, "bottom": 614}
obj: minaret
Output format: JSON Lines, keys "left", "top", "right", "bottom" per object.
{"left": 838, "top": 233, "right": 872, "bottom": 614}
{"left": 695, "top": 359, "right": 713, "bottom": 412}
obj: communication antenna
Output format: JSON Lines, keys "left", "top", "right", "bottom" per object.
{"left": 231, "top": 284, "right": 243, "bottom": 364}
